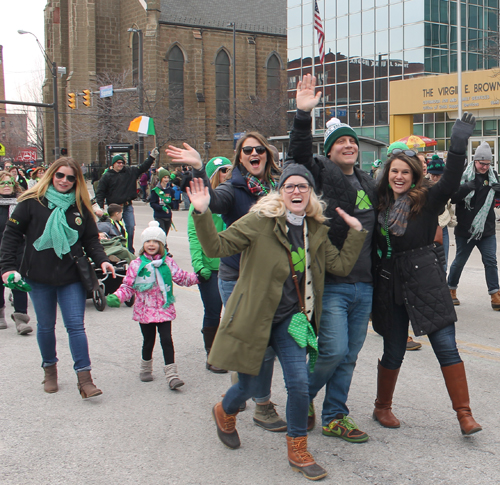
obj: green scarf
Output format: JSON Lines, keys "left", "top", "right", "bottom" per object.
{"left": 288, "top": 312, "right": 318, "bottom": 372}
{"left": 133, "top": 255, "right": 175, "bottom": 308}
{"left": 462, "top": 161, "right": 496, "bottom": 242}
{"left": 33, "top": 185, "right": 79, "bottom": 259}
{"left": 152, "top": 185, "right": 172, "bottom": 212}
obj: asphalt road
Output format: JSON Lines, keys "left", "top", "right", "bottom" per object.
{"left": 1, "top": 200, "right": 500, "bottom": 484}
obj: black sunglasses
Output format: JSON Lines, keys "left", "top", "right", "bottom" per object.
{"left": 219, "top": 167, "right": 231, "bottom": 173}
{"left": 241, "top": 145, "right": 266, "bottom": 156}
{"left": 54, "top": 172, "right": 76, "bottom": 183}
{"left": 391, "top": 148, "right": 417, "bottom": 157}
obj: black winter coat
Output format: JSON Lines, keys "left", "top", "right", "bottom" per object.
{"left": 288, "top": 110, "right": 378, "bottom": 247}
{"left": 371, "top": 150, "right": 466, "bottom": 337}
{"left": 95, "top": 156, "right": 155, "bottom": 207}
{"left": 0, "top": 196, "right": 109, "bottom": 286}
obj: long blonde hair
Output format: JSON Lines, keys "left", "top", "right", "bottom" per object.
{"left": 18, "top": 157, "right": 93, "bottom": 215}
{"left": 250, "top": 189, "right": 327, "bottom": 223}
{"left": 211, "top": 166, "right": 233, "bottom": 189}
{"left": 0, "top": 170, "right": 24, "bottom": 195}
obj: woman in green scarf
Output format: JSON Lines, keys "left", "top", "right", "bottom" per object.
{"left": 0, "top": 157, "right": 115, "bottom": 399}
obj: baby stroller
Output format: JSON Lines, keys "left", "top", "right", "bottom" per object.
{"left": 88, "top": 258, "right": 135, "bottom": 311}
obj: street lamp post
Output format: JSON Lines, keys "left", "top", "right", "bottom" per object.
{"left": 18, "top": 30, "right": 60, "bottom": 160}
{"left": 128, "top": 28, "right": 144, "bottom": 164}
{"left": 227, "top": 22, "right": 237, "bottom": 135}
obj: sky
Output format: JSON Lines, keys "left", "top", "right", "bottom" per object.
{"left": 1, "top": 1, "right": 46, "bottom": 110}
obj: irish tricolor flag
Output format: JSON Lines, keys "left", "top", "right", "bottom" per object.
{"left": 128, "top": 116, "right": 156, "bottom": 136}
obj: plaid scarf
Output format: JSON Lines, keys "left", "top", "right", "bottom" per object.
{"left": 462, "top": 161, "right": 497, "bottom": 242}
{"left": 241, "top": 170, "right": 276, "bottom": 196}
{"left": 378, "top": 193, "right": 412, "bottom": 237}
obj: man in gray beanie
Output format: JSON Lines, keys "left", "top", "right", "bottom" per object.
{"left": 287, "top": 74, "right": 376, "bottom": 442}
{"left": 448, "top": 141, "right": 500, "bottom": 309}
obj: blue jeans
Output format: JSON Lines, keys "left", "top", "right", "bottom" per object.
{"left": 222, "top": 316, "right": 309, "bottom": 437}
{"left": 448, "top": 234, "right": 499, "bottom": 294}
{"left": 122, "top": 204, "right": 136, "bottom": 253}
{"left": 442, "top": 226, "right": 449, "bottom": 273}
{"left": 218, "top": 277, "right": 274, "bottom": 403}
{"left": 27, "top": 279, "right": 91, "bottom": 372}
{"left": 309, "top": 282, "right": 373, "bottom": 425}
{"left": 140, "top": 185, "right": 148, "bottom": 200}
{"left": 380, "top": 302, "right": 462, "bottom": 370}
{"left": 198, "top": 271, "right": 222, "bottom": 329}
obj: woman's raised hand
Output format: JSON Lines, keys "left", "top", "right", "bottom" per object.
{"left": 186, "top": 178, "right": 211, "bottom": 213}
{"left": 165, "top": 143, "right": 203, "bottom": 170}
{"left": 296, "top": 74, "right": 322, "bottom": 112}
{"left": 336, "top": 207, "right": 363, "bottom": 231}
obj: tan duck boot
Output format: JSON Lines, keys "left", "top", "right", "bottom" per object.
{"left": 286, "top": 435, "right": 328, "bottom": 480}
{"left": 491, "top": 291, "right": 500, "bottom": 311}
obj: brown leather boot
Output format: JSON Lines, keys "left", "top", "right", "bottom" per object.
{"left": 373, "top": 361, "right": 401, "bottom": 428}
{"left": 441, "top": 362, "right": 482, "bottom": 435}
{"left": 491, "top": 291, "right": 500, "bottom": 311}
{"left": 450, "top": 289, "right": 460, "bottom": 306}
{"left": 42, "top": 364, "right": 58, "bottom": 393}
{"left": 77, "top": 370, "right": 102, "bottom": 399}
{"left": 212, "top": 402, "right": 240, "bottom": 449}
{"left": 286, "top": 435, "right": 327, "bottom": 480}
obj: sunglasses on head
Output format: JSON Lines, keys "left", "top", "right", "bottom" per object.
{"left": 391, "top": 149, "right": 417, "bottom": 157}
{"left": 54, "top": 172, "right": 76, "bottom": 183}
{"left": 241, "top": 145, "right": 266, "bottom": 156}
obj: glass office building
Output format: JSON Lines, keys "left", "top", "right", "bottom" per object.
{"left": 287, "top": 0, "right": 500, "bottom": 161}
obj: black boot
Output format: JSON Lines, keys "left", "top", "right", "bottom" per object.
{"left": 202, "top": 327, "right": 227, "bottom": 374}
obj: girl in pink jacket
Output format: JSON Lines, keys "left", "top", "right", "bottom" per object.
{"left": 107, "top": 221, "right": 199, "bottom": 389}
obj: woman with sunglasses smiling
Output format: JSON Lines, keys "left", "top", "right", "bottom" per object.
{"left": 371, "top": 113, "right": 483, "bottom": 437}
{"left": 0, "top": 157, "right": 115, "bottom": 399}
{"left": 166, "top": 135, "right": 288, "bottom": 431}
{"left": 0, "top": 171, "right": 32, "bottom": 336}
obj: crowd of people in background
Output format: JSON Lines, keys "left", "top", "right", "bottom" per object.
{"left": 1, "top": 73, "right": 495, "bottom": 481}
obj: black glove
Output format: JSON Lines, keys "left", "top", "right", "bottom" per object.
{"left": 450, "top": 112, "right": 475, "bottom": 154}
{"left": 462, "top": 180, "right": 476, "bottom": 193}
{"left": 491, "top": 182, "right": 500, "bottom": 193}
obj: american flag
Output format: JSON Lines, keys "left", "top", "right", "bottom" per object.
{"left": 314, "top": 0, "right": 325, "bottom": 64}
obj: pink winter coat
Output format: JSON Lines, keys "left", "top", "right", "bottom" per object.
{"left": 113, "top": 253, "right": 199, "bottom": 323}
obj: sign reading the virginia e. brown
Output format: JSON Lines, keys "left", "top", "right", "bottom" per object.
{"left": 390, "top": 68, "right": 500, "bottom": 115}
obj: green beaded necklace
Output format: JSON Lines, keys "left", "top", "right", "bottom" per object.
{"left": 384, "top": 207, "right": 393, "bottom": 259}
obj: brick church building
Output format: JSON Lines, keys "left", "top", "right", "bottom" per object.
{"left": 42, "top": 0, "right": 287, "bottom": 165}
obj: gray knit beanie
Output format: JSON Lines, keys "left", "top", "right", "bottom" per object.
{"left": 278, "top": 163, "right": 316, "bottom": 191}
{"left": 474, "top": 141, "right": 492, "bottom": 161}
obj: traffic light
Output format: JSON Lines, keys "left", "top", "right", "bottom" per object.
{"left": 83, "top": 89, "right": 92, "bottom": 107}
{"left": 61, "top": 148, "right": 68, "bottom": 156}
{"left": 68, "top": 92, "right": 76, "bottom": 110}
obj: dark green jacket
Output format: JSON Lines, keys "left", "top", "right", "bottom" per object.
{"left": 193, "top": 210, "right": 367, "bottom": 375}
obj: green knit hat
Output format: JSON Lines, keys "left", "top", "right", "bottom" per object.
{"left": 206, "top": 157, "right": 232, "bottom": 180}
{"left": 324, "top": 118, "right": 359, "bottom": 156}
{"left": 111, "top": 154, "right": 125, "bottom": 165}
{"left": 387, "top": 141, "right": 409, "bottom": 155}
{"left": 158, "top": 168, "right": 170, "bottom": 182}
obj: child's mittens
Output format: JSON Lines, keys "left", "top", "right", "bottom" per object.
{"left": 197, "top": 268, "right": 212, "bottom": 283}
{"left": 106, "top": 294, "right": 121, "bottom": 307}
{"left": 4, "top": 272, "right": 31, "bottom": 292}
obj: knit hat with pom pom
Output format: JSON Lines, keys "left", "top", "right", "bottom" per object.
{"left": 141, "top": 220, "right": 166, "bottom": 246}
{"left": 427, "top": 154, "right": 445, "bottom": 174}
{"left": 323, "top": 118, "right": 359, "bottom": 156}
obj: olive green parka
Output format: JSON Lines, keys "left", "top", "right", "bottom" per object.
{"left": 192, "top": 209, "right": 367, "bottom": 375}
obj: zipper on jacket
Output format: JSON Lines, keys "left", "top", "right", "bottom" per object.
{"left": 228, "top": 293, "right": 243, "bottom": 323}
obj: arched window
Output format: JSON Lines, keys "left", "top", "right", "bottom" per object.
{"left": 168, "top": 46, "right": 184, "bottom": 127}
{"left": 132, "top": 33, "right": 139, "bottom": 86}
{"left": 267, "top": 54, "right": 281, "bottom": 98}
{"left": 215, "top": 50, "right": 230, "bottom": 135}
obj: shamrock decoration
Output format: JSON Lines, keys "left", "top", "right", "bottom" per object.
{"left": 356, "top": 190, "right": 372, "bottom": 210}
{"left": 381, "top": 227, "right": 388, "bottom": 236}
{"left": 291, "top": 247, "right": 306, "bottom": 273}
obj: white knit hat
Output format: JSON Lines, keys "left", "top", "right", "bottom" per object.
{"left": 141, "top": 221, "right": 166, "bottom": 245}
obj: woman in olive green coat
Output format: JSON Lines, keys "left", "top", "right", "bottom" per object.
{"left": 188, "top": 164, "right": 366, "bottom": 481}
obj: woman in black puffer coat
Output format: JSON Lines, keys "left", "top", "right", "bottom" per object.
{"left": 371, "top": 113, "right": 482, "bottom": 437}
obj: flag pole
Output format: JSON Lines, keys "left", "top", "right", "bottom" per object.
{"left": 311, "top": 1, "right": 316, "bottom": 134}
